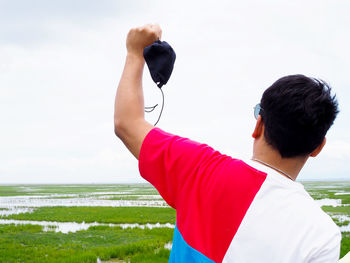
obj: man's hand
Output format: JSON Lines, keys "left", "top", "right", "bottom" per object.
{"left": 114, "top": 24, "right": 162, "bottom": 159}
{"left": 126, "top": 24, "right": 162, "bottom": 58}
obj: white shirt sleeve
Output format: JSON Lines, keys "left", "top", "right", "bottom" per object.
{"left": 309, "top": 229, "right": 341, "bottom": 263}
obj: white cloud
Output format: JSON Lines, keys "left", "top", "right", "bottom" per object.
{"left": 0, "top": 0, "right": 349, "bottom": 183}
{"left": 322, "top": 140, "right": 350, "bottom": 161}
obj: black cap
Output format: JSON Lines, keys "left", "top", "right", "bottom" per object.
{"left": 143, "top": 40, "right": 176, "bottom": 88}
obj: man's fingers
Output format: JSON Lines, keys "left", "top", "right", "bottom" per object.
{"left": 141, "top": 24, "right": 162, "bottom": 40}
{"left": 150, "top": 24, "right": 162, "bottom": 40}
{"left": 154, "top": 24, "right": 162, "bottom": 40}
{"left": 126, "top": 24, "right": 162, "bottom": 56}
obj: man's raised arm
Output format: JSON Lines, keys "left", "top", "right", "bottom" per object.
{"left": 114, "top": 24, "right": 162, "bottom": 159}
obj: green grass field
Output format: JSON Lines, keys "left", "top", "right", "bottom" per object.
{"left": 0, "top": 224, "right": 173, "bottom": 263}
{"left": 0, "top": 184, "right": 158, "bottom": 197}
{"left": 0, "top": 207, "right": 176, "bottom": 224}
{"left": 0, "top": 183, "right": 349, "bottom": 262}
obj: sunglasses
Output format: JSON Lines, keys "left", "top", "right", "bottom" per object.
{"left": 254, "top": 104, "right": 263, "bottom": 120}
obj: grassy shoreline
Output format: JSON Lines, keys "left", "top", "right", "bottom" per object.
{"left": 0, "top": 224, "right": 172, "bottom": 263}
{"left": 0, "top": 207, "right": 176, "bottom": 224}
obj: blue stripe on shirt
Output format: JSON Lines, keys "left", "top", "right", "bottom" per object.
{"left": 169, "top": 224, "right": 215, "bottom": 263}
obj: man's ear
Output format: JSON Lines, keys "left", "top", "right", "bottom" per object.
{"left": 310, "top": 137, "right": 326, "bottom": 157}
{"left": 252, "top": 115, "right": 264, "bottom": 139}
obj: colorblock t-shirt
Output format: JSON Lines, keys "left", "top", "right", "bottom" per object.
{"left": 138, "top": 128, "right": 341, "bottom": 263}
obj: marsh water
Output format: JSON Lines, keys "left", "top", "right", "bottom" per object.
{"left": 0, "top": 183, "right": 349, "bottom": 233}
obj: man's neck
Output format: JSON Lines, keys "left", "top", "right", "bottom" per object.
{"left": 252, "top": 141, "right": 308, "bottom": 181}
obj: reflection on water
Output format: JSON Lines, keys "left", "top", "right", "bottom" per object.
{"left": 332, "top": 215, "right": 350, "bottom": 232}
{"left": 164, "top": 242, "right": 172, "bottom": 250}
{"left": 0, "top": 207, "right": 34, "bottom": 216}
{"left": 0, "top": 196, "right": 167, "bottom": 210}
{"left": 97, "top": 195, "right": 163, "bottom": 200}
{"left": 314, "top": 198, "right": 342, "bottom": 207}
{"left": 0, "top": 219, "right": 174, "bottom": 234}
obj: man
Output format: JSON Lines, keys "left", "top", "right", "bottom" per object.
{"left": 114, "top": 24, "right": 341, "bottom": 262}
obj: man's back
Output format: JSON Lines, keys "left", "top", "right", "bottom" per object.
{"left": 139, "top": 128, "right": 341, "bottom": 262}
{"left": 114, "top": 24, "right": 341, "bottom": 262}
{"left": 224, "top": 160, "right": 340, "bottom": 262}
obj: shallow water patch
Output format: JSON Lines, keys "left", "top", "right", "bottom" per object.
{"left": 164, "top": 241, "right": 172, "bottom": 250}
{"left": 0, "top": 195, "right": 167, "bottom": 208}
{"left": 315, "top": 198, "right": 342, "bottom": 207}
{"left": 0, "top": 207, "right": 34, "bottom": 216}
{"left": 0, "top": 219, "right": 174, "bottom": 234}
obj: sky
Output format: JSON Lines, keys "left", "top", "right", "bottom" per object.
{"left": 0, "top": 0, "right": 349, "bottom": 184}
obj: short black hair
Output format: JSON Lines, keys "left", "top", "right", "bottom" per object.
{"left": 260, "top": 74, "right": 339, "bottom": 158}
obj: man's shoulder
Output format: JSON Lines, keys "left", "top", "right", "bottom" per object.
{"left": 278, "top": 180, "right": 340, "bottom": 239}
{"left": 244, "top": 168, "right": 340, "bottom": 236}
